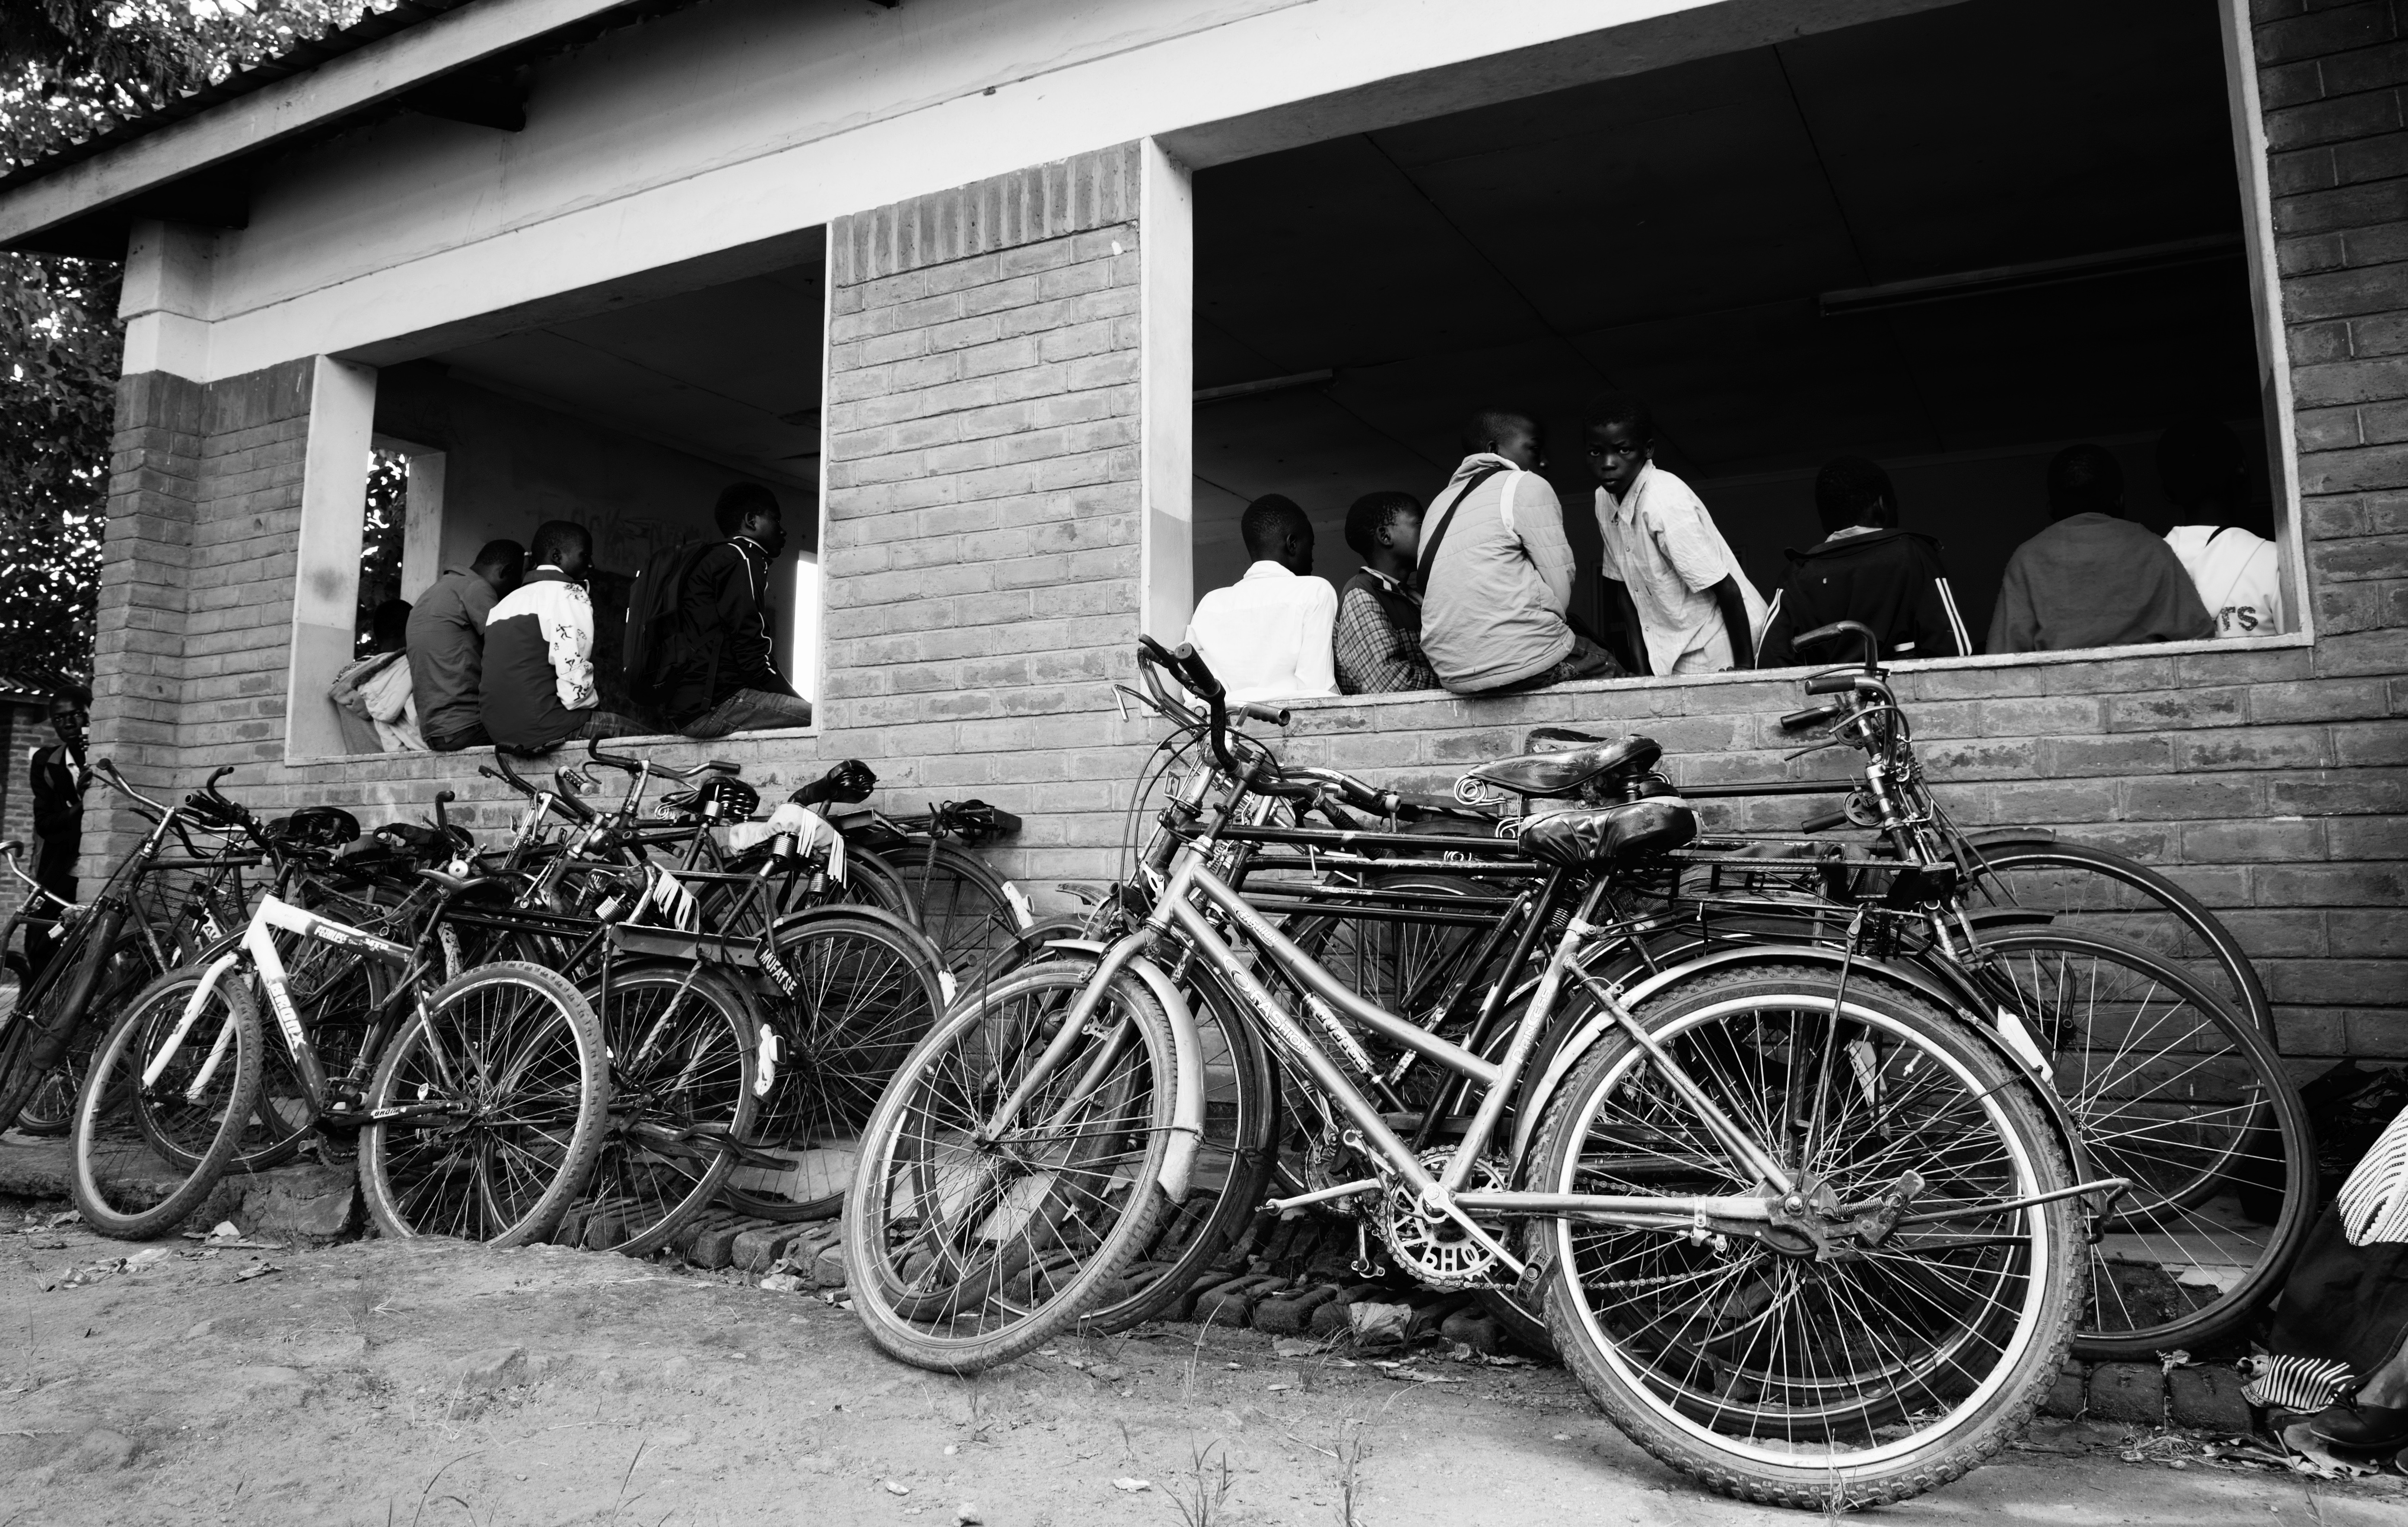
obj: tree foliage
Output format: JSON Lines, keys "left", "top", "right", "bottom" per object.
{"left": 0, "top": 2, "right": 371, "bottom": 686}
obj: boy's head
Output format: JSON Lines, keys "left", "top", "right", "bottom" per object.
{"left": 715, "top": 482, "right": 788, "bottom": 558}
{"left": 471, "top": 539, "right": 525, "bottom": 596}
{"left": 1814, "top": 456, "right": 1897, "bottom": 535}
{"left": 1461, "top": 408, "right": 1545, "bottom": 472}
{"left": 529, "top": 520, "right": 595, "bottom": 580}
{"left": 1241, "top": 494, "right": 1314, "bottom": 576}
{"left": 1583, "top": 393, "right": 1655, "bottom": 497}
{"left": 2150, "top": 418, "right": 2247, "bottom": 530}
{"left": 48, "top": 685, "right": 89, "bottom": 748}
{"left": 1344, "top": 491, "right": 1423, "bottom": 572}
{"left": 2046, "top": 445, "right": 2125, "bottom": 523}
{"left": 369, "top": 598, "right": 413, "bottom": 654}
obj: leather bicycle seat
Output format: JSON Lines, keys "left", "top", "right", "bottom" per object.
{"left": 1466, "top": 736, "right": 1662, "bottom": 798}
{"left": 1515, "top": 799, "right": 1696, "bottom": 868}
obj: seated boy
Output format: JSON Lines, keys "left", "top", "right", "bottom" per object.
{"left": 1184, "top": 494, "right": 1339, "bottom": 704}
{"left": 1988, "top": 445, "right": 2214, "bottom": 653}
{"left": 1420, "top": 408, "right": 1620, "bottom": 692}
{"left": 1333, "top": 491, "right": 1438, "bottom": 694}
{"left": 1758, "top": 457, "right": 1971, "bottom": 666}
{"left": 480, "top": 520, "right": 647, "bottom": 752}
{"left": 1587, "top": 393, "right": 1767, "bottom": 674}
{"left": 2149, "top": 420, "right": 2283, "bottom": 638}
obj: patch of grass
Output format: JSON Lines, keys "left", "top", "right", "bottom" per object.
{"left": 1333, "top": 1430, "right": 1370, "bottom": 1527}
{"left": 1166, "top": 1436, "right": 1235, "bottom": 1527}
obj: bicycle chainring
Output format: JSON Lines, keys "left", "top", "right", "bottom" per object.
{"left": 1374, "top": 1149, "right": 1511, "bottom": 1289}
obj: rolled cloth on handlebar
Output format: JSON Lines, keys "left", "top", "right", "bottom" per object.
{"left": 1239, "top": 702, "right": 1289, "bottom": 727}
{"left": 1801, "top": 806, "right": 1851, "bottom": 833}
{"left": 1781, "top": 704, "right": 1843, "bottom": 733}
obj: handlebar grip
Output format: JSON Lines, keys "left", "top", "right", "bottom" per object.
{"left": 1780, "top": 704, "right": 1842, "bottom": 733}
{"left": 1137, "top": 634, "right": 1180, "bottom": 669}
{"left": 1171, "top": 643, "right": 1225, "bottom": 702}
{"left": 0, "top": 841, "right": 19, "bottom": 858}
{"left": 1239, "top": 702, "right": 1290, "bottom": 727}
{"left": 1805, "top": 674, "right": 1858, "bottom": 696}
{"left": 706, "top": 760, "right": 741, "bottom": 775}
{"left": 1801, "top": 806, "right": 1852, "bottom": 833}
{"left": 585, "top": 736, "right": 643, "bottom": 772}
{"left": 206, "top": 765, "right": 237, "bottom": 787}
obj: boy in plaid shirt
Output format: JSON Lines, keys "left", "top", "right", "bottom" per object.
{"left": 1334, "top": 491, "right": 1439, "bottom": 694}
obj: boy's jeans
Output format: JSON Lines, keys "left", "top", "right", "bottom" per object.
{"left": 680, "top": 689, "right": 815, "bottom": 739}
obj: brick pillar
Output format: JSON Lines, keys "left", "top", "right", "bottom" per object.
{"left": 2256, "top": 0, "right": 2408, "bottom": 1056}
{"left": 820, "top": 145, "right": 1149, "bottom": 881}
{"left": 84, "top": 361, "right": 312, "bottom": 868}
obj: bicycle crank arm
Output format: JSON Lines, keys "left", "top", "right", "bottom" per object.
{"left": 1263, "top": 1177, "right": 1380, "bottom": 1214}
{"left": 365, "top": 1102, "right": 472, "bottom": 1124}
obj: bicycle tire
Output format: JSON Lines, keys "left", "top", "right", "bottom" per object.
{"left": 1974, "top": 928, "right": 2313, "bottom": 1360}
{"left": 71, "top": 965, "right": 266, "bottom": 1241}
{"left": 16, "top": 933, "right": 158, "bottom": 1137}
{"left": 564, "top": 965, "right": 758, "bottom": 1257}
{"left": 1964, "top": 837, "right": 2273, "bottom": 1041}
{"left": 1531, "top": 962, "right": 2077, "bottom": 1509}
{"left": 719, "top": 911, "right": 949, "bottom": 1222}
{"left": 0, "top": 913, "right": 122, "bottom": 1134}
{"left": 843, "top": 959, "right": 1180, "bottom": 1373}
{"left": 1076, "top": 966, "right": 1277, "bottom": 1335}
{"left": 358, "top": 961, "right": 608, "bottom": 1246}
{"left": 884, "top": 840, "right": 1026, "bottom": 977}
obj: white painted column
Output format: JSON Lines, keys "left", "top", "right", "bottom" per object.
{"left": 1137, "top": 136, "right": 1194, "bottom": 642}
{"left": 286, "top": 357, "right": 380, "bottom": 760}
{"left": 400, "top": 450, "right": 449, "bottom": 599}
{"left": 116, "top": 220, "right": 215, "bottom": 381}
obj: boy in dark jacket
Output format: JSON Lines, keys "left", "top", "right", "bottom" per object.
{"left": 1759, "top": 457, "right": 1970, "bottom": 667}
{"left": 669, "top": 484, "right": 814, "bottom": 738}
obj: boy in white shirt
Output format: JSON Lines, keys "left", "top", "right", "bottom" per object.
{"left": 2151, "top": 420, "right": 2284, "bottom": 638}
{"left": 1183, "top": 495, "right": 1340, "bottom": 704}
{"left": 1587, "top": 393, "right": 1768, "bottom": 675}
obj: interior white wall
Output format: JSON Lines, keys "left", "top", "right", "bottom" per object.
{"left": 286, "top": 357, "right": 378, "bottom": 761}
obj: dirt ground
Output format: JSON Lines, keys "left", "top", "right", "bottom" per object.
{"left": 5, "top": 1197, "right": 2405, "bottom": 1527}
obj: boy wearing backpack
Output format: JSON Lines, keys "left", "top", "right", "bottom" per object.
{"left": 626, "top": 484, "right": 815, "bottom": 737}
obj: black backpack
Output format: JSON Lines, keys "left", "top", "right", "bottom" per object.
{"left": 620, "top": 539, "right": 723, "bottom": 715}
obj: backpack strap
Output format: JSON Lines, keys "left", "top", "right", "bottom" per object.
{"left": 1415, "top": 463, "right": 1510, "bottom": 593}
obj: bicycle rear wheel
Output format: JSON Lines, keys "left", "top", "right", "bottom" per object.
{"left": 1975, "top": 928, "right": 2312, "bottom": 1359}
{"left": 843, "top": 959, "right": 1180, "bottom": 1372}
{"left": 719, "top": 912, "right": 949, "bottom": 1221}
{"left": 1531, "top": 963, "right": 2077, "bottom": 1509}
{"left": 887, "top": 841, "right": 1025, "bottom": 976}
{"left": 72, "top": 965, "right": 265, "bottom": 1240}
{"left": 565, "top": 966, "right": 757, "bottom": 1256}
{"left": 358, "top": 961, "right": 608, "bottom": 1246}
{"left": 1964, "top": 838, "right": 2272, "bottom": 1040}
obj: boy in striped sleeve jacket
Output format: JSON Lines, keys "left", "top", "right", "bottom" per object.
{"left": 1757, "top": 456, "right": 1970, "bottom": 668}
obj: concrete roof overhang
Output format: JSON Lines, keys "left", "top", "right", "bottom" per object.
{"left": 0, "top": 0, "right": 707, "bottom": 257}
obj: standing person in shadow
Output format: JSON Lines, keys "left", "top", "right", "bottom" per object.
{"left": 1987, "top": 445, "right": 2214, "bottom": 653}
{"left": 2147, "top": 418, "right": 2284, "bottom": 638}
{"left": 25, "top": 685, "right": 89, "bottom": 980}
{"left": 1420, "top": 408, "right": 1621, "bottom": 694}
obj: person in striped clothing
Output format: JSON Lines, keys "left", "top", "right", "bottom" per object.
{"left": 1757, "top": 456, "right": 1971, "bottom": 668}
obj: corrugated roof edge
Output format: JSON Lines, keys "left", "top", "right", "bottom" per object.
{"left": 0, "top": 0, "right": 478, "bottom": 198}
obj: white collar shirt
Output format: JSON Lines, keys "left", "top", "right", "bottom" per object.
{"left": 1183, "top": 561, "right": 1341, "bottom": 705}
{"left": 1596, "top": 462, "right": 1768, "bottom": 676}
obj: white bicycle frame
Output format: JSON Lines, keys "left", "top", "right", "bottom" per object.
{"left": 145, "top": 893, "right": 415, "bottom": 1102}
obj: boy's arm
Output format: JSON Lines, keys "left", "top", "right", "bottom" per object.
{"left": 1294, "top": 580, "right": 1340, "bottom": 697}
{"left": 545, "top": 584, "right": 600, "bottom": 712}
{"left": 2147, "top": 545, "right": 2217, "bottom": 641}
{"left": 1986, "top": 555, "right": 2034, "bottom": 654}
{"left": 1707, "top": 577, "right": 1755, "bottom": 669}
{"left": 1517, "top": 481, "right": 1576, "bottom": 612}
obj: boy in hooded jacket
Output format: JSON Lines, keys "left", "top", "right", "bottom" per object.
{"left": 1758, "top": 456, "right": 1971, "bottom": 667}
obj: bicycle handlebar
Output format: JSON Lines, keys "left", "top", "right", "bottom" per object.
{"left": 580, "top": 735, "right": 740, "bottom": 784}
{"left": 1794, "top": 619, "right": 1880, "bottom": 674}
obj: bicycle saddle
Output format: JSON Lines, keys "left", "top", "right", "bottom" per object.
{"left": 267, "top": 805, "right": 361, "bottom": 848}
{"left": 1514, "top": 798, "right": 1696, "bottom": 869}
{"left": 1465, "top": 735, "right": 1662, "bottom": 798}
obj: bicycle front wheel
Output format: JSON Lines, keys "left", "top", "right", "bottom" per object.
{"left": 722, "top": 911, "right": 950, "bottom": 1221}
{"left": 72, "top": 965, "right": 265, "bottom": 1240}
{"left": 1976, "top": 928, "right": 2313, "bottom": 1360}
{"left": 359, "top": 962, "right": 608, "bottom": 1246}
{"left": 887, "top": 841, "right": 1025, "bottom": 976}
{"left": 1964, "top": 838, "right": 2272, "bottom": 1040}
{"left": 1531, "top": 963, "right": 2077, "bottom": 1510}
{"left": 16, "top": 933, "right": 157, "bottom": 1137}
{"left": 843, "top": 959, "right": 1180, "bottom": 1372}
{"left": 565, "top": 966, "right": 757, "bottom": 1256}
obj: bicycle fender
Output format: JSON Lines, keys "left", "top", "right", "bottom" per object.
{"left": 1962, "top": 826, "right": 2057, "bottom": 848}
{"left": 1509, "top": 943, "right": 2086, "bottom": 1177}
{"left": 1023, "top": 940, "right": 1204, "bottom": 1204}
